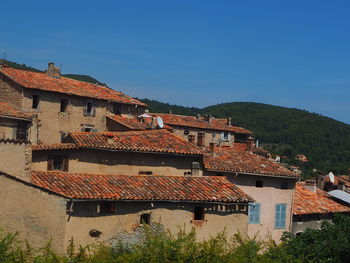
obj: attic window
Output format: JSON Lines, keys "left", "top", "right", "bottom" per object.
{"left": 32, "top": 95, "right": 40, "bottom": 109}
{"left": 47, "top": 156, "right": 69, "bottom": 172}
{"left": 255, "top": 180, "right": 263, "bottom": 188}
{"left": 60, "top": 99, "right": 68, "bottom": 112}
{"left": 84, "top": 102, "right": 96, "bottom": 116}
{"left": 140, "top": 213, "right": 151, "bottom": 225}
{"left": 194, "top": 207, "right": 204, "bottom": 220}
{"left": 98, "top": 201, "right": 115, "bottom": 214}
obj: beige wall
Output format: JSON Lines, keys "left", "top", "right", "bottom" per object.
{"left": 205, "top": 171, "right": 296, "bottom": 242}
{"left": 32, "top": 149, "right": 203, "bottom": 176}
{"left": 65, "top": 201, "right": 248, "bottom": 248}
{"left": 0, "top": 140, "right": 31, "bottom": 181}
{"left": 0, "top": 174, "right": 67, "bottom": 253}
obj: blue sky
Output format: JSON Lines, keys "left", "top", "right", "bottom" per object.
{"left": 1, "top": 1, "right": 350, "bottom": 123}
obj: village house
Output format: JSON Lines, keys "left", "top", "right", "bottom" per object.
{"left": 31, "top": 129, "right": 204, "bottom": 176}
{"left": 203, "top": 144, "right": 299, "bottom": 241}
{"left": 292, "top": 180, "right": 350, "bottom": 235}
{"left": 0, "top": 170, "right": 253, "bottom": 253}
{"left": 0, "top": 63, "right": 147, "bottom": 144}
{"left": 146, "top": 113, "right": 252, "bottom": 147}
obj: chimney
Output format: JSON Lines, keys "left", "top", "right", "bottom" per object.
{"left": 227, "top": 117, "right": 231, "bottom": 126}
{"left": 46, "top": 62, "right": 61, "bottom": 78}
{"left": 305, "top": 180, "right": 317, "bottom": 193}
{"left": 168, "top": 110, "right": 172, "bottom": 114}
{"left": 205, "top": 114, "right": 212, "bottom": 123}
{"left": 209, "top": 142, "right": 215, "bottom": 156}
{"left": 151, "top": 117, "right": 156, "bottom": 128}
{"left": 246, "top": 136, "right": 254, "bottom": 151}
{"left": 191, "top": 162, "right": 200, "bottom": 176}
{"left": 196, "top": 114, "right": 201, "bottom": 119}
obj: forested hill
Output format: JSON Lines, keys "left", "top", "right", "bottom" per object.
{"left": 141, "top": 99, "right": 350, "bottom": 176}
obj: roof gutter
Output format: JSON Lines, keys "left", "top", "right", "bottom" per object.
{"left": 70, "top": 199, "right": 252, "bottom": 205}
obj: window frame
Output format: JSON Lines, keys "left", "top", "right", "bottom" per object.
{"left": 83, "top": 102, "right": 96, "bottom": 117}
{"left": 47, "top": 155, "right": 69, "bottom": 172}
{"left": 32, "top": 94, "right": 40, "bottom": 109}
{"left": 197, "top": 132, "right": 205, "bottom": 147}
{"left": 60, "top": 98, "right": 69, "bottom": 113}
{"left": 193, "top": 207, "right": 205, "bottom": 221}
{"left": 248, "top": 203, "right": 261, "bottom": 224}
{"left": 140, "top": 213, "right": 151, "bottom": 225}
{"left": 275, "top": 203, "right": 287, "bottom": 229}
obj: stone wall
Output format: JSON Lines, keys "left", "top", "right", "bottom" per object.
{"left": 0, "top": 75, "right": 23, "bottom": 107}
{"left": 32, "top": 149, "right": 203, "bottom": 176}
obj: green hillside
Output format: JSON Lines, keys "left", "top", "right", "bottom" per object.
{"left": 142, "top": 99, "right": 350, "bottom": 177}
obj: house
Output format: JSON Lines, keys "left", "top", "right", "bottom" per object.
{"left": 147, "top": 113, "right": 252, "bottom": 147}
{"left": 0, "top": 63, "right": 147, "bottom": 144}
{"left": 292, "top": 181, "right": 350, "bottom": 235}
{"left": 0, "top": 170, "right": 253, "bottom": 253}
{"left": 0, "top": 102, "right": 32, "bottom": 179}
{"left": 203, "top": 145, "right": 299, "bottom": 241}
{"left": 296, "top": 154, "right": 308, "bottom": 162}
{"left": 31, "top": 130, "right": 204, "bottom": 176}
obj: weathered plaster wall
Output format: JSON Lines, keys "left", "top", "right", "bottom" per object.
{"left": 0, "top": 175, "right": 67, "bottom": 253}
{"left": 65, "top": 201, "right": 248, "bottom": 248}
{"left": 292, "top": 214, "right": 332, "bottom": 235}
{"left": 32, "top": 149, "right": 203, "bottom": 176}
{"left": 0, "top": 140, "right": 31, "bottom": 181}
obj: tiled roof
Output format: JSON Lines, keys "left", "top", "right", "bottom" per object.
{"left": 31, "top": 171, "right": 254, "bottom": 203}
{"left": 293, "top": 182, "right": 350, "bottom": 215}
{"left": 204, "top": 146, "right": 298, "bottom": 177}
{"left": 32, "top": 143, "right": 79, "bottom": 151}
{"left": 107, "top": 115, "right": 173, "bottom": 131}
{"left": 33, "top": 130, "right": 203, "bottom": 156}
{"left": 0, "top": 102, "right": 31, "bottom": 120}
{"left": 336, "top": 176, "right": 350, "bottom": 187}
{"left": 0, "top": 67, "right": 146, "bottom": 106}
{"left": 149, "top": 114, "right": 252, "bottom": 134}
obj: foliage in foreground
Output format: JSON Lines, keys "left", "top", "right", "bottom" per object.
{"left": 1, "top": 216, "right": 350, "bottom": 263}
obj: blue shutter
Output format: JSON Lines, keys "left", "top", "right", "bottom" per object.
{"left": 249, "top": 203, "right": 260, "bottom": 224}
{"left": 275, "top": 204, "right": 287, "bottom": 228}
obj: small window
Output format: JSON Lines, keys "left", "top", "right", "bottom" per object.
{"left": 16, "top": 123, "right": 28, "bottom": 140}
{"left": 222, "top": 131, "right": 230, "bottom": 141}
{"left": 113, "top": 104, "right": 121, "bottom": 115}
{"left": 60, "top": 99, "right": 68, "bottom": 112}
{"left": 139, "top": 171, "right": 153, "bottom": 175}
{"left": 197, "top": 132, "right": 205, "bottom": 147}
{"left": 255, "top": 180, "right": 263, "bottom": 188}
{"left": 84, "top": 102, "right": 96, "bottom": 116}
{"left": 140, "top": 213, "right": 151, "bottom": 225}
{"left": 281, "top": 182, "right": 289, "bottom": 189}
{"left": 48, "top": 156, "right": 69, "bottom": 172}
{"left": 275, "top": 203, "right": 287, "bottom": 229}
{"left": 99, "top": 201, "right": 115, "bottom": 214}
{"left": 32, "top": 95, "right": 40, "bottom": 109}
{"left": 248, "top": 203, "right": 261, "bottom": 224}
{"left": 194, "top": 207, "right": 204, "bottom": 221}
{"left": 60, "top": 132, "right": 68, "bottom": 143}
{"left": 188, "top": 135, "right": 195, "bottom": 144}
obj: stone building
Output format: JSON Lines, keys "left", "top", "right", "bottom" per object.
{"left": 292, "top": 181, "right": 350, "bottom": 235}
{"left": 146, "top": 113, "right": 252, "bottom": 147}
{"left": 0, "top": 170, "right": 253, "bottom": 253}
{"left": 0, "top": 63, "right": 147, "bottom": 144}
{"left": 31, "top": 129, "right": 204, "bottom": 176}
{"left": 203, "top": 145, "right": 299, "bottom": 241}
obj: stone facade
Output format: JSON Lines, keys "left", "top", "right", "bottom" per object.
{"left": 32, "top": 149, "right": 203, "bottom": 176}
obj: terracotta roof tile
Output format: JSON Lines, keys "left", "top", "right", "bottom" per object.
{"left": 293, "top": 182, "right": 350, "bottom": 215}
{"left": 33, "top": 130, "right": 203, "bottom": 156}
{"left": 150, "top": 114, "right": 252, "bottom": 134}
{"left": 337, "top": 176, "right": 350, "bottom": 187}
{"left": 32, "top": 143, "right": 79, "bottom": 151}
{"left": 0, "top": 67, "right": 146, "bottom": 106}
{"left": 204, "top": 146, "right": 298, "bottom": 177}
{"left": 107, "top": 115, "right": 173, "bottom": 131}
{"left": 0, "top": 102, "right": 32, "bottom": 120}
{"left": 31, "top": 171, "right": 254, "bottom": 203}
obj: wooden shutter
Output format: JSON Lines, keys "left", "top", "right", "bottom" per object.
{"left": 275, "top": 203, "right": 286, "bottom": 228}
{"left": 47, "top": 158, "right": 53, "bottom": 171}
{"left": 249, "top": 203, "right": 260, "bottom": 224}
{"left": 63, "top": 157, "right": 69, "bottom": 172}
{"left": 83, "top": 104, "right": 88, "bottom": 116}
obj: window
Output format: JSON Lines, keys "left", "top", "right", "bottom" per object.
{"left": 60, "top": 99, "right": 68, "bottom": 112}
{"left": 248, "top": 203, "right": 261, "bottom": 224}
{"left": 194, "top": 207, "right": 204, "bottom": 221}
{"left": 221, "top": 131, "right": 230, "bottom": 141}
{"left": 83, "top": 102, "right": 96, "bottom": 116}
{"left": 281, "top": 182, "right": 289, "bottom": 189}
{"left": 112, "top": 104, "right": 121, "bottom": 115}
{"left": 60, "top": 131, "right": 68, "bottom": 143}
{"left": 99, "top": 201, "right": 115, "bottom": 214}
{"left": 275, "top": 203, "right": 287, "bottom": 229}
{"left": 16, "top": 123, "right": 28, "bottom": 140}
{"left": 83, "top": 127, "right": 97, "bottom": 132}
{"left": 47, "top": 156, "right": 69, "bottom": 172}
{"left": 32, "top": 95, "right": 40, "bottom": 109}
{"left": 140, "top": 213, "right": 151, "bottom": 225}
{"left": 255, "top": 180, "right": 263, "bottom": 188}
{"left": 139, "top": 171, "right": 153, "bottom": 175}
{"left": 197, "top": 132, "right": 205, "bottom": 147}
{"left": 188, "top": 134, "right": 195, "bottom": 144}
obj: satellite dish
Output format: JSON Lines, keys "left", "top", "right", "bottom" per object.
{"left": 329, "top": 172, "right": 335, "bottom": 183}
{"left": 138, "top": 113, "right": 151, "bottom": 118}
{"left": 157, "top": 116, "right": 164, "bottom": 128}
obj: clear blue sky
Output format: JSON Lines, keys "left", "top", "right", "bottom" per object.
{"left": 1, "top": 1, "right": 350, "bottom": 123}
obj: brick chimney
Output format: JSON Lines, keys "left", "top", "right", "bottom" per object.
{"left": 46, "top": 62, "right": 60, "bottom": 78}
{"left": 209, "top": 142, "right": 215, "bottom": 156}
{"left": 196, "top": 114, "right": 201, "bottom": 119}
{"left": 227, "top": 117, "right": 231, "bottom": 126}
{"left": 305, "top": 180, "right": 317, "bottom": 193}
{"left": 204, "top": 114, "right": 212, "bottom": 123}
{"left": 246, "top": 136, "right": 254, "bottom": 151}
